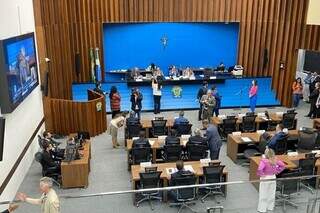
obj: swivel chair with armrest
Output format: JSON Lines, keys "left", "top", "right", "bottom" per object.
{"left": 282, "top": 112, "right": 297, "bottom": 130}
{"left": 127, "top": 123, "right": 142, "bottom": 139}
{"left": 175, "top": 123, "right": 192, "bottom": 137}
{"left": 201, "top": 164, "right": 225, "bottom": 203}
{"left": 298, "top": 155, "right": 317, "bottom": 193}
{"left": 240, "top": 115, "right": 256, "bottom": 132}
{"left": 151, "top": 119, "right": 167, "bottom": 137}
{"left": 273, "top": 136, "right": 288, "bottom": 155}
{"left": 137, "top": 171, "right": 162, "bottom": 210}
{"left": 170, "top": 173, "right": 197, "bottom": 213}
{"left": 297, "top": 130, "right": 317, "bottom": 153}
{"left": 163, "top": 144, "right": 183, "bottom": 162}
{"left": 132, "top": 147, "right": 152, "bottom": 165}
{"left": 220, "top": 117, "right": 237, "bottom": 139}
{"left": 186, "top": 144, "right": 208, "bottom": 161}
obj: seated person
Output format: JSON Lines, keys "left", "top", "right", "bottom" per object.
{"left": 182, "top": 67, "right": 194, "bottom": 78}
{"left": 170, "top": 160, "right": 194, "bottom": 185}
{"left": 173, "top": 111, "right": 189, "bottom": 126}
{"left": 42, "top": 131, "right": 64, "bottom": 159}
{"left": 41, "top": 141, "right": 61, "bottom": 173}
{"left": 188, "top": 128, "right": 207, "bottom": 146}
{"left": 263, "top": 124, "right": 288, "bottom": 150}
{"left": 169, "top": 65, "right": 179, "bottom": 77}
{"left": 130, "top": 67, "right": 141, "bottom": 80}
{"left": 146, "top": 63, "right": 157, "bottom": 72}
{"left": 132, "top": 130, "right": 150, "bottom": 148}
{"left": 217, "top": 62, "right": 225, "bottom": 71}
{"left": 165, "top": 129, "right": 180, "bottom": 145}
{"left": 43, "top": 131, "right": 60, "bottom": 146}
{"left": 126, "top": 111, "right": 140, "bottom": 125}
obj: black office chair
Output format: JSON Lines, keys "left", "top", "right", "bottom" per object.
{"left": 242, "top": 135, "right": 267, "bottom": 164}
{"left": 34, "top": 152, "right": 61, "bottom": 187}
{"left": 175, "top": 123, "right": 192, "bottom": 137}
{"left": 170, "top": 173, "right": 197, "bottom": 213}
{"left": 274, "top": 136, "right": 288, "bottom": 155}
{"left": 201, "top": 164, "right": 225, "bottom": 203}
{"left": 220, "top": 117, "right": 237, "bottom": 139}
{"left": 276, "top": 169, "right": 300, "bottom": 210}
{"left": 240, "top": 115, "right": 256, "bottom": 132}
{"left": 136, "top": 171, "right": 162, "bottom": 210}
{"left": 282, "top": 112, "right": 297, "bottom": 130}
{"left": 297, "top": 130, "right": 317, "bottom": 152}
{"left": 151, "top": 120, "right": 167, "bottom": 137}
{"left": 163, "top": 144, "right": 183, "bottom": 162}
{"left": 186, "top": 144, "right": 208, "bottom": 161}
{"left": 298, "top": 155, "right": 316, "bottom": 193}
{"left": 38, "top": 136, "right": 45, "bottom": 149}
{"left": 127, "top": 123, "right": 142, "bottom": 139}
{"left": 132, "top": 147, "right": 152, "bottom": 165}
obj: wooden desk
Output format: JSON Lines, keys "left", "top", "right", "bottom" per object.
{"left": 126, "top": 138, "right": 188, "bottom": 166}
{"left": 61, "top": 141, "right": 91, "bottom": 188}
{"left": 124, "top": 118, "right": 174, "bottom": 145}
{"left": 313, "top": 118, "right": 320, "bottom": 129}
{"left": 212, "top": 113, "right": 296, "bottom": 131}
{"left": 131, "top": 161, "right": 228, "bottom": 204}
{"left": 226, "top": 130, "right": 299, "bottom": 163}
{"left": 249, "top": 154, "right": 320, "bottom": 189}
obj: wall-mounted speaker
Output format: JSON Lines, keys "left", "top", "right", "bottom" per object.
{"left": 263, "top": 48, "right": 269, "bottom": 69}
{"left": 75, "top": 53, "right": 81, "bottom": 76}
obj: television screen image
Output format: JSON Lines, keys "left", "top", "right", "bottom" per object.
{"left": 3, "top": 36, "right": 38, "bottom": 104}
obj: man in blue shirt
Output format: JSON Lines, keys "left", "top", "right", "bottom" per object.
{"left": 267, "top": 124, "right": 287, "bottom": 150}
{"left": 202, "top": 119, "right": 222, "bottom": 160}
{"left": 173, "top": 111, "right": 189, "bottom": 126}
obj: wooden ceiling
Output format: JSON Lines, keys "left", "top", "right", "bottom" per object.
{"left": 33, "top": 0, "right": 320, "bottom": 106}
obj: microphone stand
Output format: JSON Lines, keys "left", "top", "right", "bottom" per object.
{"left": 234, "top": 86, "right": 247, "bottom": 112}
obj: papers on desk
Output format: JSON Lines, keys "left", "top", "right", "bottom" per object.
{"left": 184, "top": 165, "right": 195, "bottom": 173}
{"left": 166, "top": 165, "right": 195, "bottom": 175}
{"left": 199, "top": 74, "right": 204, "bottom": 78}
{"left": 238, "top": 113, "right": 246, "bottom": 118}
{"left": 210, "top": 76, "right": 217, "bottom": 79}
{"left": 276, "top": 112, "right": 284, "bottom": 116}
{"left": 132, "top": 137, "right": 139, "bottom": 141}
{"left": 261, "top": 117, "right": 270, "bottom": 121}
{"left": 256, "top": 130, "right": 265, "bottom": 135}
{"left": 173, "top": 77, "right": 180, "bottom": 80}
{"left": 287, "top": 152, "right": 298, "bottom": 156}
{"left": 140, "top": 162, "right": 152, "bottom": 168}
{"left": 148, "top": 140, "right": 155, "bottom": 146}
{"left": 135, "top": 79, "right": 143, "bottom": 82}
{"left": 241, "top": 137, "right": 252, "bottom": 143}
{"left": 232, "top": 132, "right": 241, "bottom": 136}
{"left": 190, "top": 76, "right": 196, "bottom": 80}
{"left": 158, "top": 135, "right": 167, "bottom": 146}
{"left": 218, "top": 115, "right": 226, "bottom": 119}
{"left": 312, "top": 150, "right": 320, "bottom": 155}
{"left": 200, "top": 158, "right": 211, "bottom": 166}
{"left": 165, "top": 76, "right": 170, "bottom": 80}
{"left": 257, "top": 112, "right": 266, "bottom": 117}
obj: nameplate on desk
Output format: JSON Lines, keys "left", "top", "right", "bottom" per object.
{"left": 312, "top": 150, "right": 320, "bottom": 155}
{"left": 189, "top": 76, "right": 196, "bottom": 80}
{"left": 257, "top": 112, "right": 266, "bottom": 117}
{"left": 261, "top": 117, "right": 270, "bottom": 121}
{"left": 241, "top": 137, "right": 252, "bottom": 143}
{"left": 165, "top": 77, "right": 170, "bottom": 80}
{"left": 276, "top": 112, "right": 284, "bottom": 116}
{"left": 166, "top": 168, "right": 177, "bottom": 175}
{"left": 173, "top": 77, "right": 180, "bottom": 80}
{"left": 135, "top": 79, "right": 143, "bottom": 82}
{"left": 140, "top": 162, "right": 152, "bottom": 168}
{"left": 181, "top": 134, "right": 191, "bottom": 140}
{"left": 218, "top": 115, "right": 226, "bottom": 119}
{"left": 287, "top": 152, "right": 298, "bottom": 156}
{"left": 209, "top": 76, "right": 217, "bottom": 79}
{"left": 256, "top": 130, "right": 265, "bottom": 135}
{"left": 200, "top": 158, "right": 211, "bottom": 166}
{"left": 232, "top": 132, "right": 241, "bottom": 136}
{"left": 238, "top": 113, "right": 246, "bottom": 118}
{"left": 148, "top": 140, "right": 155, "bottom": 146}
{"left": 132, "top": 137, "right": 139, "bottom": 141}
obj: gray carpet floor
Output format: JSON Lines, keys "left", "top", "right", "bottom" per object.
{"left": 15, "top": 102, "right": 320, "bottom": 213}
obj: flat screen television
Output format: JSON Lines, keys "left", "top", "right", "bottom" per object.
{"left": 0, "top": 33, "right": 39, "bottom": 113}
{"left": 0, "top": 117, "right": 5, "bottom": 161}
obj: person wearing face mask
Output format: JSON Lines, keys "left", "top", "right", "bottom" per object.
{"left": 249, "top": 80, "right": 258, "bottom": 112}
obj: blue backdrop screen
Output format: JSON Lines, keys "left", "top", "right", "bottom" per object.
{"left": 103, "top": 22, "right": 239, "bottom": 75}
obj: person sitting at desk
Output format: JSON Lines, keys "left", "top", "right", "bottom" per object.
{"left": 132, "top": 130, "right": 150, "bottom": 148}
{"left": 182, "top": 67, "right": 194, "bottom": 78}
{"left": 130, "top": 67, "right": 141, "bottom": 80}
{"left": 165, "top": 129, "right": 180, "bottom": 145}
{"left": 169, "top": 65, "right": 179, "bottom": 77}
{"left": 43, "top": 131, "right": 60, "bottom": 146}
{"left": 146, "top": 63, "right": 157, "bottom": 72}
{"left": 217, "top": 62, "right": 225, "bottom": 71}
{"left": 41, "top": 141, "right": 61, "bottom": 174}
{"left": 173, "top": 111, "right": 189, "bottom": 126}
{"left": 43, "top": 131, "right": 64, "bottom": 159}
{"left": 170, "top": 160, "right": 194, "bottom": 185}
{"left": 188, "top": 128, "right": 207, "bottom": 146}
{"left": 263, "top": 124, "right": 287, "bottom": 150}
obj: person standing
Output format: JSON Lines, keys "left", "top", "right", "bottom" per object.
{"left": 307, "top": 82, "right": 320, "bottom": 118}
{"left": 257, "top": 148, "right": 285, "bottom": 213}
{"left": 211, "top": 86, "right": 222, "bottom": 116}
{"left": 201, "top": 90, "right": 216, "bottom": 121}
{"left": 130, "top": 88, "right": 143, "bottom": 119}
{"left": 109, "top": 86, "right": 121, "bottom": 118}
{"left": 249, "top": 80, "right": 258, "bottom": 112}
{"left": 197, "top": 81, "right": 208, "bottom": 121}
{"left": 93, "top": 81, "right": 107, "bottom": 96}
{"left": 17, "top": 177, "right": 60, "bottom": 213}
{"left": 202, "top": 119, "right": 222, "bottom": 160}
{"left": 304, "top": 72, "right": 312, "bottom": 102}
{"left": 292, "top": 77, "right": 303, "bottom": 108}
{"left": 152, "top": 77, "right": 162, "bottom": 114}
{"left": 108, "top": 113, "right": 125, "bottom": 148}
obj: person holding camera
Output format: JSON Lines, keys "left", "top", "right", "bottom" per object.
{"left": 130, "top": 87, "right": 143, "bottom": 119}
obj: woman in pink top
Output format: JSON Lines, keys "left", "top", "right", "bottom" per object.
{"left": 249, "top": 80, "right": 258, "bottom": 112}
{"left": 257, "top": 148, "right": 285, "bottom": 213}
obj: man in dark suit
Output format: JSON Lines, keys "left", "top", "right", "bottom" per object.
{"left": 307, "top": 82, "right": 320, "bottom": 118}
{"left": 42, "top": 131, "right": 64, "bottom": 159}
{"left": 170, "top": 160, "right": 194, "bottom": 185}
{"left": 130, "top": 88, "right": 143, "bottom": 119}
{"left": 1, "top": 204, "right": 19, "bottom": 213}
{"left": 93, "top": 81, "right": 107, "bottom": 96}
{"left": 165, "top": 129, "right": 180, "bottom": 145}
{"left": 197, "top": 81, "right": 208, "bottom": 121}
{"left": 132, "top": 131, "right": 150, "bottom": 148}
{"left": 41, "top": 141, "right": 61, "bottom": 174}
{"left": 188, "top": 128, "right": 207, "bottom": 146}
{"left": 266, "top": 124, "right": 288, "bottom": 150}
{"left": 202, "top": 119, "right": 222, "bottom": 160}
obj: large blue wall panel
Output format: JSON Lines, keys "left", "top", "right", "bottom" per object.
{"left": 103, "top": 22, "right": 239, "bottom": 76}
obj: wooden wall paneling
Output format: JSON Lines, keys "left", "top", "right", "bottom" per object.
{"left": 258, "top": 0, "right": 269, "bottom": 76}
{"left": 253, "top": 0, "right": 264, "bottom": 76}
{"left": 247, "top": 0, "right": 258, "bottom": 76}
